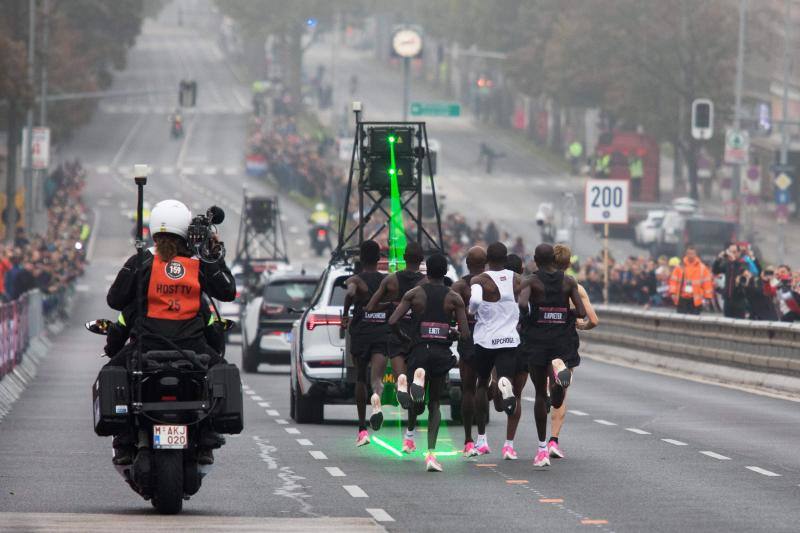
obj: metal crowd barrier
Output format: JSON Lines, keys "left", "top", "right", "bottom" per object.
{"left": 0, "top": 290, "right": 49, "bottom": 382}
{"left": 586, "top": 305, "right": 800, "bottom": 375}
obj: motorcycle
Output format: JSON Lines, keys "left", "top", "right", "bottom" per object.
{"left": 310, "top": 225, "right": 330, "bottom": 256}
{"left": 87, "top": 318, "right": 241, "bottom": 514}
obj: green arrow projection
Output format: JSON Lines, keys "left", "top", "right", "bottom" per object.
{"left": 387, "top": 134, "right": 407, "bottom": 273}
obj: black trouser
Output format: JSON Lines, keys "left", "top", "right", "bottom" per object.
{"left": 676, "top": 297, "right": 701, "bottom": 315}
{"left": 723, "top": 300, "right": 746, "bottom": 319}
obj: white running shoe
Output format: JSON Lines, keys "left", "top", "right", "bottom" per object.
{"left": 369, "top": 393, "right": 383, "bottom": 431}
{"left": 497, "top": 376, "right": 516, "bottom": 416}
{"left": 425, "top": 452, "right": 443, "bottom": 472}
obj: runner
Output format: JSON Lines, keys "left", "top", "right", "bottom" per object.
{"left": 366, "top": 242, "right": 425, "bottom": 453}
{"left": 547, "top": 244, "right": 599, "bottom": 459}
{"left": 469, "top": 242, "right": 523, "bottom": 455}
{"left": 450, "top": 246, "right": 487, "bottom": 457}
{"left": 498, "top": 253, "right": 529, "bottom": 460}
{"left": 341, "top": 240, "right": 389, "bottom": 447}
{"left": 389, "top": 253, "right": 469, "bottom": 472}
{"left": 518, "top": 243, "right": 585, "bottom": 467}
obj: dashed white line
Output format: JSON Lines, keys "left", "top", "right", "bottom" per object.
{"left": 309, "top": 451, "right": 328, "bottom": 460}
{"left": 257, "top": 402, "right": 271, "bottom": 408}
{"left": 251, "top": 395, "right": 263, "bottom": 401}
{"left": 96, "top": 165, "right": 110, "bottom": 174}
{"left": 325, "top": 467, "right": 346, "bottom": 477}
{"left": 161, "top": 166, "right": 175, "bottom": 175}
{"left": 594, "top": 419, "right": 616, "bottom": 426}
{"left": 661, "top": 439, "right": 688, "bottom": 446}
{"left": 625, "top": 428, "right": 651, "bottom": 435}
{"left": 343, "top": 485, "right": 368, "bottom": 498}
{"left": 203, "top": 166, "right": 218, "bottom": 175}
{"left": 569, "top": 409, "right": 589, "bottom": 416}
{"left": 366, "top": 508, "right": 395, "bottom": 523}
{"left": 275, "top": 419, "right": 289, "bottom": 425}
{"left": 296, "top": 439, "right": 313, "bottom": 446}
{"left": 700, "top": 451, "right": 731, "bottom": 460}
{"left": 285, "top": 427, "right": 301, "bottom": 435}
{"left": 266, "top": 409, "right": 279, "bottom": 416}
{"left": 244, "top": 390, "right": 255, "bottom": 395}
{"left": 223, "top": 166, "right": 239, "bottom": 176}
{"left": 746, "top": 466, "right": 781, "bottom": 477}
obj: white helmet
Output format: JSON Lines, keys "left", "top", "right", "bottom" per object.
{"left": 149, "top": 199, "right": 192, "bottom": 239}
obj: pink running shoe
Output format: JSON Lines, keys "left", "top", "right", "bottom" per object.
{"left": 402, "top": 438, "right": 416, "bottom": 454}
{"left": 548, "top": 440, "right": 565, "bottom": 459}
{"left": 475, "top": 442, "right": 491, "bottom": 456}
{"left": 425, "top": 452, "right": 443, "bottom": 472}
{"left": 501, "top": 445, "right": 518, "bottom": 460}
{"left": 356, "top": 430, "right": 370, "bottom": 447}
{"left": 463, "top": 441, "right": 478, "bottom": 457}
{"left": 533, "top": 449, "right": 551, "bottom": 468}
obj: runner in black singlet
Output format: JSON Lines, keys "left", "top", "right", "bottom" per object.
{"left": 518, "top": 243, "right": 585, "bottom": 467}
{"left": 341, "top": 240, "right": 389, "bottom": 447}
{"left": 450, "top": 246, "right": 487, "bottom": 457}
{"left": 389, "top": 254, "right": 469, "bottom": 472}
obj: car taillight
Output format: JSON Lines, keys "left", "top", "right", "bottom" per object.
{"left": 262, "top": 302, "right": 285, "bottom": 315}
{"left": 306, "top": 313, "right": 341, "bottom": 330}
{"left": 161, "top": 395, "right": 177, "bottom": 401}
{"left": 235, "top": 291, "right": 241, "bottom": 299}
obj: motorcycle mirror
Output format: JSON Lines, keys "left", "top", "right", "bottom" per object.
{"left": 85, "top": 319, "right": 112, "bottom": 336}
{"left": 221, "top": 319, "right": 237, "bottom": 332}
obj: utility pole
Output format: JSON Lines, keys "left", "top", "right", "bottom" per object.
{"left": 777, "top": 0, "right": 793, "bottom": 264}
{"left": 22, "top": 0, "right": 37, "bottom": 236}
{"left": 39, "top": 0, "right": 48, "bottom": 126}
{"left": 732, "top": 0, "right": 747, "bottom": 228}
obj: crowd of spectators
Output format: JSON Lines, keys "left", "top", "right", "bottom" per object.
{"left": 0, "top": 160, "right": 89, "bottom": 315}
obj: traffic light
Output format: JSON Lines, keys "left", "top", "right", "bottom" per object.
{"left": 179, "top": 80, "right": 197, "bottom": 107}
{"left": 691, "top": 98, "right": 713, "bottom": 140}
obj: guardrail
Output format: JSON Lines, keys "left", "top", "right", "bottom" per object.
{"left": 0, "top": 291, "right": 44, "bottom": 381}
{"left": 586, "top": 305, "right": 800, "bottom": 375}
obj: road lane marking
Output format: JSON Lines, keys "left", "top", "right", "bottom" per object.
{"left": 699, "top": 451, "right": 731, "bottom": 460}
{"left": 569, "top": 410, "right": 589, "bottom": 416}
{"left": 257, "top": 402, "right": 271, "bottom": 407}
{"left": 506, "top": 480, "right": 528, "bottom": 485}
{"left": 475, "top": 464, "right": 497, "bottom": 467}
{"left": 266, "top": 409, "right": 280, "bottom": 416}
{"left": 325, "top": 467, "right": 346, "bottom": 477}
{"left": 366, "top": 508, "right": 395, "bottom": 522}
{"left": 343, "top": 485, "right": 368, "bottom": 498}
{"left": 161, "top": 166, "right": 175, "bottom": 175}
{"left": 746, "top": 466, "right": 781, "bottom": 477}
{"left": 309, "top": 451, "right": 327, "bottom": 460}
{"left": 581, "top": 519, "right": 609, "bottom": 525}
{"left": 296, "top": 439, "right": 313, "bottom": 446}
{"left": 203, "top": 166, "right": 218, "bottom": 175}
{"left": 275, "top": 419, "right": 288, "bottom": 425}
{"left": 244, "top": 390, "right": 255, "bottom": 395}
{"left": 661, "top": 439, "right": 688, "bottom": 446}
{"left": 625, "top": 428, "right": 651, "bottom": 435}
{"left": 223, "top": 166, "right": 239, "bottom": 176}
{"left": 539, "top": 498, "right": 564, "bottom": 503}
{"left": 110, "top": 114, "right": 145, "bottom": 166}
{"left": 285, "top": 428, "right": 301, "bottom": 434}
{"left": 594, "top": 419, "right": 616, "bottom": 426}
{"left": 96, "top": 165, "right": 110, "bottom": 174}
{"left": 251, "top": 395, "right": 263, "bottom": 401}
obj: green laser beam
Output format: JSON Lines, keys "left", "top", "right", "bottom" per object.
{"left": 371, "top": 435, "right": 404, "bottom": 457}
{"left": 387, "top": 134, "right": 407, "bottom": 273}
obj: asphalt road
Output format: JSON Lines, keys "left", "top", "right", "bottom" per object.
{"left": 1, "top": 3, "right": 799, "bottom": 532}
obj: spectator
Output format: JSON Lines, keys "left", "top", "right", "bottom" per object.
{"left": 668, "top": 245, "right": 713, "bottom": 315}
{"left": 712, "top": 243, "right": 749, "bottom": 318}
{"left": 775, "top": 267, "right": 800, "bottom": 322}
{"left": 744, "top": 267, "right": 779, "bottom": 321}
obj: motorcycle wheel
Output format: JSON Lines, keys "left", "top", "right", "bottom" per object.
{"left": 152, "top": 450, "right": 184, "bottom": 514}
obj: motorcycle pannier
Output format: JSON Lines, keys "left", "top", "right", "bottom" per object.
{"left": 93, "top": 366, "right": 130, "bottom": 436}
{"left": 207, "top": 364, "right": 243, "bottom": 434}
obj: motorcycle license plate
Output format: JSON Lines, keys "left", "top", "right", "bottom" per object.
{"left": 153, "top": 425, "right": 188, "bottom": 450}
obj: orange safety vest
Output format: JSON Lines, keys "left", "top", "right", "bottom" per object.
{"left": 146, "top": 255, "right": 201, "bottom": 320}
{"left": 668, "top": 257, "right": 713, "bottom": 307}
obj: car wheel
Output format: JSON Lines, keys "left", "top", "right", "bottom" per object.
{"left": 293, "top": 378, "right": 323, "bottom": 424}
{"left": 289, "top": 382, "right": 296, "bottom": 421}
{"left": 242, "top": 343, "right": 260, "bottom": 374}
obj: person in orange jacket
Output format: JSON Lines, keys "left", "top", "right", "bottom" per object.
{"left": 668, "top": 245, "right": 714, "bottom": 314}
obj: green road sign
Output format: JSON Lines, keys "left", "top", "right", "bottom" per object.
{"left": 409, "top": 101, "right": 461, "bottom": 117}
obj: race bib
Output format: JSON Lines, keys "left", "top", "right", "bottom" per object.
{"left": 363, "top": 311, "right": 387, "bottom": 324}
{"left": 683, "top": 282, "right": 693, "bottom": 296}
{"left": 420, "top": 321, "right": 450, "bottom": 340}
{"left": 537, "top": 306, "right": 567, "bottom": 324}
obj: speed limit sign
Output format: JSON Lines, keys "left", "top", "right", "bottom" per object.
{"left": 584, "top": 179, "right": 629, "bottom": 224}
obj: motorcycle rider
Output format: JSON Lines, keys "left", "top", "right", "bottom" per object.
{"left": 170, "top": 108, "right": 183, "bottom": 137}
{"left": 105, "top": 199, "right": 236, "bottom": 465}
{"left": 308, "top": 202, "right": 332, "bottom": 253}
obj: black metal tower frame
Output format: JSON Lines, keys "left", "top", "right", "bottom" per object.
{"left": 332, "top": 113, "right": 445, "bottom": 262}
{"left": 234, "top": 191, "right": 290, "bottom": 272}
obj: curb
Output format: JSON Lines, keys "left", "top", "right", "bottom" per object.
{"left": 584, "top": 341, "right": 800, "bottom": 400}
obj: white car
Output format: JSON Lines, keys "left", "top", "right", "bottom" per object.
{"left": 289, "top": 259, "right": 463, "bottom": 424}
{"left": 634, "top": 210, "right": 665, "bottom": 247}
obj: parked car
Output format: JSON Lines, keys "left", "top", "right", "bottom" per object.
{"left": 634, "top": 209, "right": 665, "bottom": 247}
{"left": 241, "top": 269, "right": 319, "bottom": 373}
{"left": 289, "top": 260, "right": 463, "bottom": 424}
{"left": 652, "top": 212, "right": 736, "bottom": 261}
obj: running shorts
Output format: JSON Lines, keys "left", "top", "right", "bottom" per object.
{"left": 473, "top": 345, "right": 518, "bottom": 380}
{"left": 407, "top": 342, "right": 456, "bottom": 379}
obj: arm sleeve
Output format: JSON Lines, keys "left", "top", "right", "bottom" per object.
{"left": 106, "top": 254, "right": 140, "bottom": 311}
{"left": 200, "top": 259, "right": 236, "bottom": 302}
{"left": 468, "top": 283, "right": 483, "bottom": 315}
